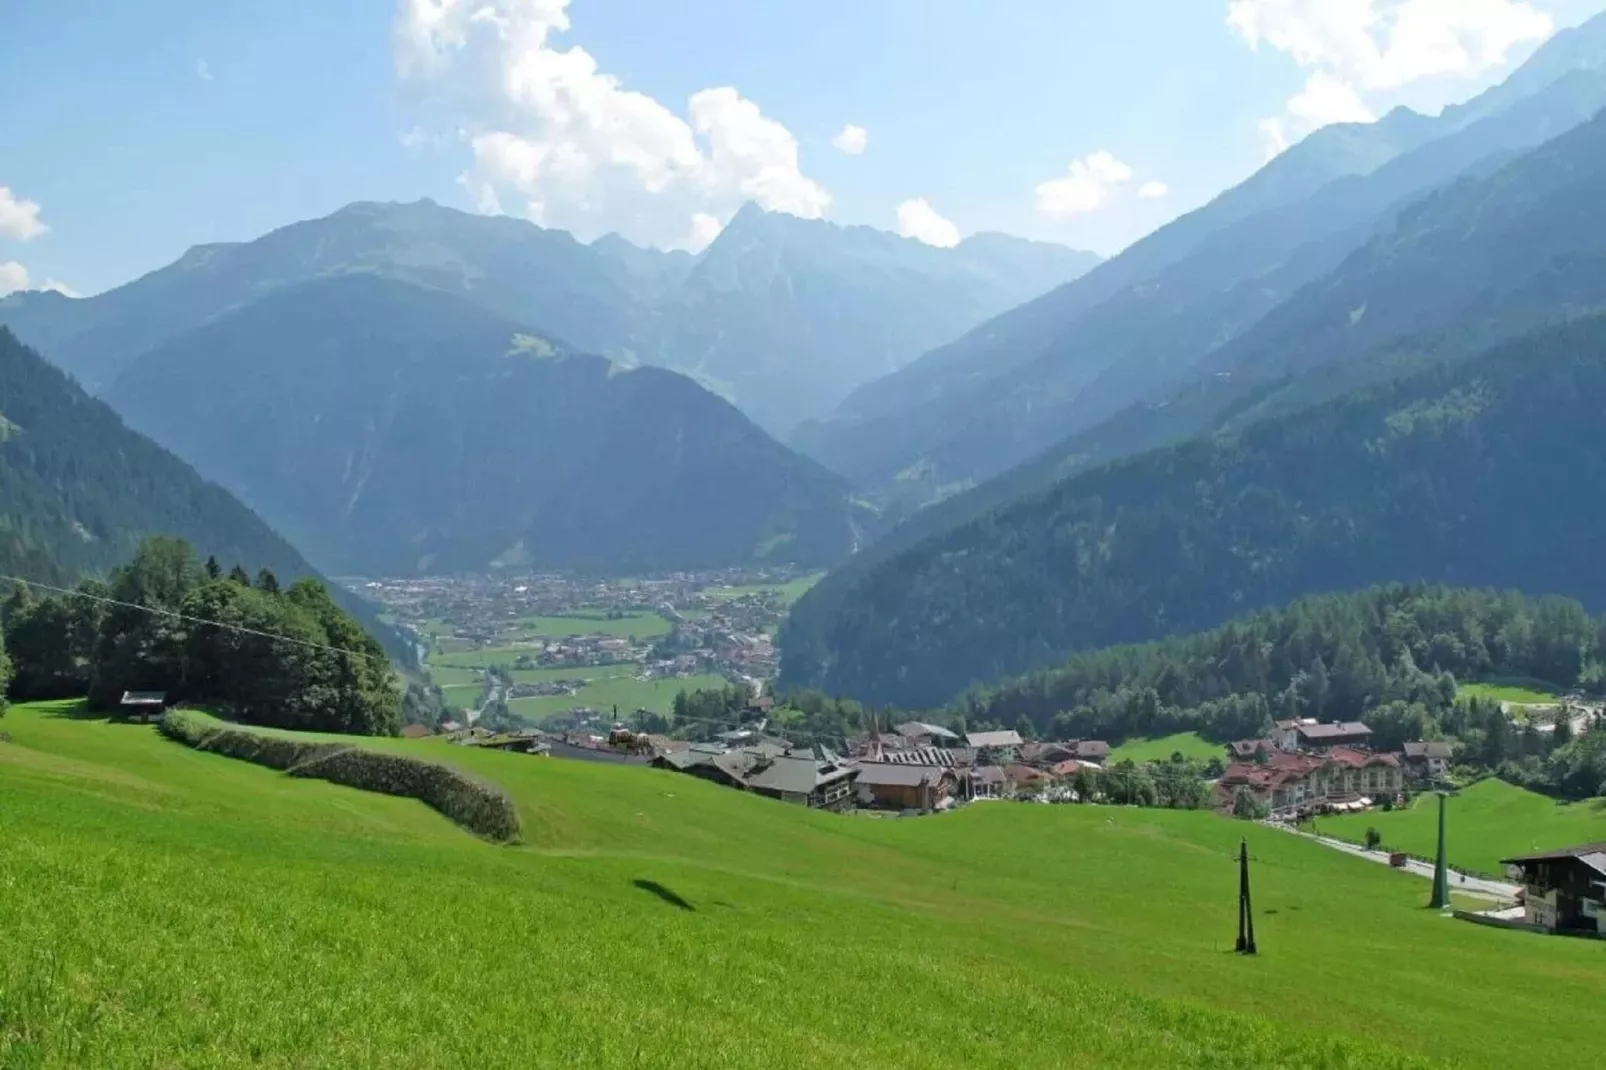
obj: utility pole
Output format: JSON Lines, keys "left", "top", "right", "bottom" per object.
{"left": 1428, "top": 791, "right": 1451, "bottom": 909}
{"left": 1235, "top": 837, "right": 1257, "bottom": 955}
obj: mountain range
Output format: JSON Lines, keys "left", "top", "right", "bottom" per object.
{"left": 780, "top": 12, "right": 1606, "bottom": 707}
{"left": 105, "top": 274, "right": 869, "bottom": 576}
{"left": 792, "top": 12, "right": 1606, "bottom": 496}
{"left": 0, "top": 327, "right": 405, "bottom": 659}
{"left": 0, "top": 200, "right": 1096, "bottom": 438}
{"left": 780, "top": 311, "right": 1606, "bottom": 708}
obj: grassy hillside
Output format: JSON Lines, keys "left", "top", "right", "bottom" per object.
{"left": 4, "top": 702, "right": 1604, "bottom": 1068}
{"left": 1108, "top": 732, "right": 1224, "bottom": 764}
{"left": 1314, "top": 778, "right": 1606, "bottom": 877}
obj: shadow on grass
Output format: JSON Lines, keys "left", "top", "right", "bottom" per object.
{"left": 35, "top": 699, "right": 103, "bottom": 721}
{"left": 632, "top": 879, "right": 696, "bottom": 912}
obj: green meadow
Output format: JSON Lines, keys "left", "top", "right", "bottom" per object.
{"left": 1457, "top": 681, "right": 1560, "bottom": 705}
{"left": 505, "top": 672, "right": 727, "bottom": 722}
{"left": 3, "top": 701, "right": 1603, "bottom": 1068}
{"left": 1313, "top": 778, "right": 1606, "bottom": 876}
{"left": 704, "top": 573, "right": 823, "bottom": 606}
{"left": 1108, "top": 732, "right": 1223, "bottom": 764}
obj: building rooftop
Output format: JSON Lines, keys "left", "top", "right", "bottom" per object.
{"left": 1403, "top": 741, "right": 1453, "bottom": 760}
{"left": 855, "top": 763, "right": 949, "bottom": 787}
{"left": 1297, "top": 721, "right": 1372, "bottom": 740}
{"left": 744, "top": 755, "right": 857, "bottom": 796}
{"left": 966, "top": 730, "right": 1024, "bottom": 749}
{"left": 895, "top": 720, "right": 960, "bottom": 741}
{"left": 1500, "top": 843, "right": 1606, "bottom": 874}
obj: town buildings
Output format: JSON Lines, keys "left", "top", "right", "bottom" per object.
{"left": 1402, "top": 741, "right": 1454, "bottom": 781}
{"left": 1274, "top": 719, "right": 1374, "bottom": 752}
{"left": 1216, "top": 744, "right": 1403, "bottom": 816}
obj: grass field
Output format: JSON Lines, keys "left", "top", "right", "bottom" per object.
{"left": 704, "top": 573, "right": 823, "bottom": 606}
{"left": 425, "top": 663, "right": 484, "bottom": 688}
{"left": 4, "top": 703, "right": 1605, "bottom": 1068}
{"left": 515, "top": 612, "right": 672, "bottom": 640}
{"left": 1108, "top": 732, "right": 1223, "bottom": 764}
{"left": 506, "top": 672, "right": 728, "bottom": 722}
{"left": 1313, "top": 778, "right": 1606, "bottom": 876}
{"left": 1457, "top": 682, "right": 1560, "bottom": 705}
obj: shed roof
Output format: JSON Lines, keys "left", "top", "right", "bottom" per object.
{"left": 966, "top": 730, "right": 1023, "bottom": 749}
{"left": 1297, "top": 721, "right": 1372, "bottom": 740}
{"left": 120, "top": 691, "right": 167, "bottom": 706}
{"left": 895, "top": 721, "right": 959, "bottom": 741}
{"left": 1403, "top": 741, "right": 1453, "bottom": 760}
{"left": 856, "top": 763, "right": 949, "bottom": 787}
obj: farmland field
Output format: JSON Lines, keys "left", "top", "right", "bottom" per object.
{"left": 1457, "top": 682, "right": 1560, "bottom": 705}
{"left": 425, "top": 662, "right": 484, "bottom": 687}
{"left": 704, "top": 572, "right": 823, "bottom": 606}
{"left": 2, "top": 702, "right": 1603, "bottom": 1068}
{"left": 1108, "top": 732, "right": 1223, "bottom": 764}
{"left": 1313, "top": 778, "right": 1606, "bottom": 877}
{"left": 514, "top": 612, "right": 672, "bottom": 640}
{"left": 506, "top": 672, "right": 728, "bottom": 722}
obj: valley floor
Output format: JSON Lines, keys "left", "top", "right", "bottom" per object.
{"left": 2, "top": 701, "right": 1601, "bottom": 1068}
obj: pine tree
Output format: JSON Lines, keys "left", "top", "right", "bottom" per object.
{"left": 228, "top": 565, "right": 252, "bottom": 586}
{"left": 255, "top": 568, "right": 280, "bottom": 595}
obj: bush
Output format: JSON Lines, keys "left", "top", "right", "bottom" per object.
{"left": 291, "top": 749, "right": 522, "bottom": 844}
{"left": 161, "top": 711, "right": 522, "bottom": 842}
{"left": 1365, "top": 827, "right": 1383, "bottom": 850}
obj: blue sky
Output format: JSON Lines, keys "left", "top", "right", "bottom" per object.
{"left": 3, "top": 0, "right": 1605, "bottom": 296}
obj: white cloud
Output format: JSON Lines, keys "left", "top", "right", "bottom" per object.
{"left": 196, "top": 59, "right": 213, "bottom": 81}
{"left": 1137, "top": 180, "right": 1170, "bottom": 200}
{"left": 0, "top": 186, "right": 47, "bottom": 242}
{"left": 689, "top": 212, "right": 725, "bottom": 250}
{"left": 895, "top": 198, "right": 961, "bottom": 248}
{"left": 1228, "top": 0, "right": 1553, "bottom": 155}
{"left": 831, "top": 124, "right": 868, "bottom": 155}
{"left": 400, "top": 125, "right": 435, "bottom": 153}
{"left": 0, "top": 261, "right": 29, "bottom": 296}
{"left": 42, "top": 278, "right": 80, "bottom": 298}
{"left": 1034, "top": 151, "right": 1135, "bottom": 218}
{"left": 396, "top": 0, "right": 831, "bottom": 250}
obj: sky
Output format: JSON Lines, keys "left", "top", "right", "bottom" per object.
{"left": 3, "top": 0, "right": 1606, "bottom": 297}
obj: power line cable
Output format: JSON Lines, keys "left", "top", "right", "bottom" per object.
{"left": 0, "top": 573, "right": 392, "bottom": 666}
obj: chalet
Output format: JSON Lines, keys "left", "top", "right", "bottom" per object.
{"left": 744, "top": 751, "right": 859, "bottom": 811}
{"left": 1275, "top": 718, "right": 1374, "bottom": 752}
{"left": 1051, "top": 759, "right": 1100, "bottom": 778}
{"left": 855, "top": 763, "right": 958, "bottom": 811}
{"left": 895, "top": 721, "right": 961, "bottom": 747}
{"left": 1402, "top": 741, "right": 1453, "bottom": 780}
{"left": 1070, "top": 740, "right": 1111, "bottom": 763}
{"left": 965, "top": 730, "right": 1024, "bottom": 764}
{"left": 1501, "top": 843, "right": 1606, "bottom": 935}
{"left": 1004, "top": 764, "right": 1055, "bottom": 794}
{"left": 1019, "top": 741, "right": 1078, "bottom": 766}
{"left": 1228, "top": 739, "right": 1274, "bottom": 760}
{"left": 118, "top": 691, "right": 169, "bottom": 724}
{"left": 958, "top": 765, "right": 1002, "bottom": 799}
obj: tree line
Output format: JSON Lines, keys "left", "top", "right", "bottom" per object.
{"left": 1, "top": 536, "right": 399, "bottom": 735}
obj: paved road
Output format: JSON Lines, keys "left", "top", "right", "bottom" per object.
{"left": 1268, "top": 824, "right": 1521, "bottom": 901}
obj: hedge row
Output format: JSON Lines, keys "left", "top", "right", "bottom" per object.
{"left": 160, "top": 710, "right": 522, "bottom": 843}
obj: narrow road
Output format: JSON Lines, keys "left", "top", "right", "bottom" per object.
{"left": 1267, "top": 823, "right": 1521, "bottom": 901}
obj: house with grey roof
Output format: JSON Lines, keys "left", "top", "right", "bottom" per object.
{"left": 895, "top": 721, "right": 961, "bottom": 746}
{"left": 1502, "top": 842, "right": 1606, "bottom": 935}
{"left": 965, "top": 729, "right": 1023, "bottom": 764}
{"left": 1402, "top": 740, "right": 1453, "bottom": 780}
{"left": 743, "top": 753, "right": 859, "bottom": 810}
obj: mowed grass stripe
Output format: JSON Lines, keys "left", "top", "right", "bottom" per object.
{"left": 2, "top": 702, "right": 1602, "bottom": 1069}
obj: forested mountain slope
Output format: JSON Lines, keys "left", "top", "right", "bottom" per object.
{"left": 0, "top": 200, "right": 1094, "bottom": 437}
{"left": 107, "top": 275, "right": 870, "bottom": 576}
{"left": 0, "top": 328, "right": 404, "bottom": 658}
{"left": 780, "top": 313, "right": 1606, "bottom": 708}
{"left": 793, "top": 12, "right": 1606, "bottom": 491}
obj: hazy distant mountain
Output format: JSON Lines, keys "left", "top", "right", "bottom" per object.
{"left": 0, "top": 327, "right": 403, "bottom": 657}
{"left": 0, "top": 200, "right": 1096, "bottom": 438}
{"left": 106, "top": 275, "right": 872, "bottom": 576}
{"left": 793, "top": 11, "right": 1606, "bottom": 492}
